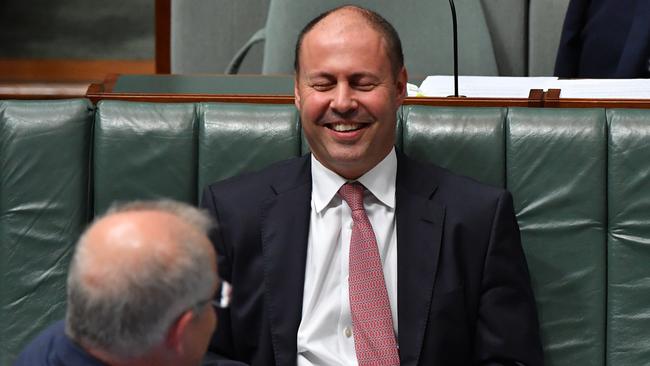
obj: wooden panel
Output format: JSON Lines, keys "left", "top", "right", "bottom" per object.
{"left": 0, "top": 82, "right": 90, "bottom": 99}
{"left": 0, "top": 59, "right": 155, "bottom": 82}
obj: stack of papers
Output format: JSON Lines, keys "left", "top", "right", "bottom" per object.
{"left": 412, "top": 76, "right": 650, "bottom": 99}
{"left": 552, "top": 79, "right": 650, "bottom": 99}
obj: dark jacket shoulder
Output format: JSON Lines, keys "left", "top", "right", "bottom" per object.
{"left": 13, "top": 320, "right": 104, "bottom": 366}
{"left": 398, "top": 152, "right": 506, "bottom": 203}
{"left": 203, "top": 155, "right": 310, "bottom": 204}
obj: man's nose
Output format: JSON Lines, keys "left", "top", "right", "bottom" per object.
{"left": 330, "top": 84, "right": 357, "bottom": 115}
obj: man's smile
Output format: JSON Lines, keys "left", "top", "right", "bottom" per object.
{"left": 324, "top": 122, "right": 370, "bottom": 132}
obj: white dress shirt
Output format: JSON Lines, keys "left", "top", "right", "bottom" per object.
{"left": 297, "top": 148, "right": 398, "bottom": 366}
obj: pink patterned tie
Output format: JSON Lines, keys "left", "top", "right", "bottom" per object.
{"left": 339, "top": 182, "right": 400, "bottom": 366}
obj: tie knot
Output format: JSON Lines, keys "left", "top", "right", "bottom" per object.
{"left": 338, "top": 182, "right": 365, "bottom": 211}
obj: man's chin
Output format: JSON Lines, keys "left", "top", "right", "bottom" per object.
{"left": 327, "top": 151, "right": 366, "bottom": 166}
{"left": 317, "top": 151, "right": 373, "bottom": 178}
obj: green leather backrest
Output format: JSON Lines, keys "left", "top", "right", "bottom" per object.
{"left": 404, "top": 106, "right": 608, "bottom": 366}
{"left": 198, "top": 102, "right": 302, "bottom": 197}
{"left": 607, "top": 109, "right": 650, "bottom": 366}
{"left": 507, "top": 108, "right": 607, "bottom": 366}
{"left": 93, "top": 101, "right": 198, "bottom": 214}
{"left": 0, "top": 99, "right": 93, "bottom": 365}
{"left": 403, "top": 106, "right": 506, "bottom": 187}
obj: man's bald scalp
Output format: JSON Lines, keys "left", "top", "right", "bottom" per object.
{"left": 293, "top": 5, "right": 404, "bottom": 77}
{"left": 65, "top": 200, "right": 217, "bottom": 360}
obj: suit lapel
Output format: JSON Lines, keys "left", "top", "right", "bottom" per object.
{"left": 396, "top": 153, "right": 445, "bottom": 366}
{"left": 260, "top": 156, "right": 311, "bottom": 366}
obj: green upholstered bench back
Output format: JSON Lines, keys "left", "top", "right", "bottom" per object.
{"left": 93, "top": 101, "right": 199, "bottom": 214}
{"left": 402, "top": 107, "right": 607, "bottom": 365}
{"left": 198, "top": 103, "right": 301, "bottom": 194}
{"left": 1, "top": 99, "right": 649, "bottom": 366}
{"left": 405, "top": 107, "right": 608, "bottom": 365}
{"left": 0, "top": 99, "right": 94, "bottom": 366}
{"left": 606, "top": 110, "right": 650, "bottom": 366}
{"left": 510, "top": 109, "right": 607, "bottom": 365}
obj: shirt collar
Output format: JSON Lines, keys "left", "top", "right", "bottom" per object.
{"left": 311, "top": 147, "right": 397, "bottom": 213}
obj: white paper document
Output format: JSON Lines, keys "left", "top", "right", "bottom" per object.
{"left": 417, "top": 76, "right": 650, "bottom": 99}
{"left": 552, "top": 79, "right": 650, "bottom": 99}
{"left": 418, "top": 76, "right": 558, "bottom": 98}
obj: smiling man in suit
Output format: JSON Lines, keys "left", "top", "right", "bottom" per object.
{"left": 202, "top": 5, "right": 542, "bottom": 365}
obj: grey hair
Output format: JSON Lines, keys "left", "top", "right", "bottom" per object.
{"left": 65, "top": 199, "right": 217, "bottom": 360}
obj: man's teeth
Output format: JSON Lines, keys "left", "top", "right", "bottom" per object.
{"left": 331, "top": 123, "right": 362, "bottom": 132}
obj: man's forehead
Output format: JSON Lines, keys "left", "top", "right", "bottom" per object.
{"left": 300, "top": 24, "right": 390, "bottom": 74}
{"left": 309, "top": 7, "right": 375, "bottom": 35}
{"left": 302, "top": 11, "right": 387, "bottom": 56}
{"left": 295, "top": 6, "right": 402, "bottom": 78}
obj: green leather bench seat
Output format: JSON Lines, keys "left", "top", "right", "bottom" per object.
{"left": 1, "top": 99, "right": 649, "bottom": 366}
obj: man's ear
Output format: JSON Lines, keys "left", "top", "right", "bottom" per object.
{"left": 294, "top": 75, "right": 302, "bottom": 110}
{"left": 395, "top": 66, "right": 408, "bottom": 103}
{"left": 165, "top": 310, "right": 194, "bottom": 353}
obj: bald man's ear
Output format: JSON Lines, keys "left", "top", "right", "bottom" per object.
{"left": 396, "top": 66, "right": 408, "bottom": 102}
{"left": 166, "top": 310, "right": 194, "bottom": 353}
{"left": 294, "top": 76, "right": 302, "bottom": 110}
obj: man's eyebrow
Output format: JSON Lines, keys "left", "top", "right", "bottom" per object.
{"left": 305, "top": 72, "right": 335, "bottom": 80}
{"left": 350, "top": 72, "right": 379, "bottom": 79}
{"left": 305, "top": 72, "right": 380, "bottom": 81}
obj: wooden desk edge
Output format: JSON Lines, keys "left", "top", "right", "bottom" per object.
{"left": 81, "top": 74, "right": 650, "bottom": 108}
{"left": 84, "top": 91, "right": 539, "bottom": 107}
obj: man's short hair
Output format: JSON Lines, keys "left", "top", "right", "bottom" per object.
{"left": 65, "top": 200, "right": 216, "bottom": 360}
{"left": 293, "top": 5, "right": 404, "bottom": 76}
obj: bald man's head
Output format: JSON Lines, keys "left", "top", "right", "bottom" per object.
{"left": 76, "top": 210, "right": 207, "bottom": 295}
{"left": 65, "top": 200, "right": 217, "bottom": 363}
{"left": 294, "top": 5, "right": 404, "bottom": 77}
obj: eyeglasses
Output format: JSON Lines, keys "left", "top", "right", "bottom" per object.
{"left": 183, "top": 281, "right": 229, "bottom": 317}
{"left": 188, "top": 298, "right": 225, "bottom": 316}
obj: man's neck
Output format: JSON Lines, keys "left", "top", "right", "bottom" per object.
{"left": 313, "top": 146, "right": 395, "bottom": 181}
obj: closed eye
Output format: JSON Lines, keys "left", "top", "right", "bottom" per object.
{"left": 350, "top": 74, "right": 379, "bottom": 91}
{"left": 353, "top": 83, "right": 376, "bottom": 91}
{"left": 311, "top": 83, "right": 335, "bottom": 91}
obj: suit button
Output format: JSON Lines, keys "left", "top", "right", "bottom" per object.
{"left": 344, "top": 326, "right": 353, "bottom": 338}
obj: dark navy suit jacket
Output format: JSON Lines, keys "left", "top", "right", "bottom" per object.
{"left": 555, "top": 0, "right": 650, "bottom": 78}
{"left": 14, "top": 320, "right": 104, "bottom": 366}
{"left": 201, "top": 152, "right": 543, "bottom": 365}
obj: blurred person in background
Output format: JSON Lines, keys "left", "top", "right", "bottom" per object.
{"left": 555, "top": 0, "right": 650, "bottom": 78}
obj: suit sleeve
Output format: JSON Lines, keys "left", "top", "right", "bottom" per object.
{"left": 474, "top": 191, "right": 544, "bottom": 366}
{"left": 200, "top": 186, "right": 249, "bottom": 366}
{"left": 554, "top": 0, "right": 591, "bottom": 77}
